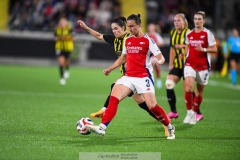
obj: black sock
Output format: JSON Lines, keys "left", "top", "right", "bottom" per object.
{"left": 138, "top": 102, "right": 158, "bottom": 121}
{"left": 197, "top": 109, "right": 202, "bottom": 114}
{"left": 103, "top": 95, "right": 110, "bottom": 108}
{"left": 103, "top": 83, "right": 115, "bottom": 109}
{"left": 166, "top": 89, "right": 177, "bottom": 113}
{"left": 59, "top": 66, "right": 64, "bottom": 78}
{"left": 65, "top": 65, "right": 69, "bottom": 71}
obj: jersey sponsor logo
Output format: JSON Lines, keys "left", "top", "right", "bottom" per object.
{"left": 189, "top": 40, "right": 204, "bottom": 46}
{"left": 126, "top": 46, "right": 142, "bottom": 53}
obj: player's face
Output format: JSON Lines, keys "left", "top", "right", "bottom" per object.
{"left": 127, "top": 20, "right": 140, "bottom": 36}
{"left": 194, "top": 14, "right": 204, "bottom": 28}
{"left": 174, "top": 16, "right": 185, "bottom": 30}
{"left": 111, "top": 23, "right": 125, "bottom": 38}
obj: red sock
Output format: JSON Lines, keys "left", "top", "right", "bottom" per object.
{"left": 185, "top": 92, "right": 193, "bottom": 110}
{"left": 193, "top": 96, "right": 203, "bottom": 112}
{"left": 150, "top": 105, "right": 170, "bottom": 126}
{"left": 101, "top": 96, "right": 119, "bottom": 126}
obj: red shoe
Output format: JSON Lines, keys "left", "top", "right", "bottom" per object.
{"left": 196, "top": 114, "right": 204, "bottom": 121}
{"left": 167, "top": 111, "right": 178, "bottom": 119}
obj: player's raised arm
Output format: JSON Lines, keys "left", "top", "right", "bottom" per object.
{"left": 77, "top": 20, "right": 103, "bottom": 40}
{"left": 103, "top": 54, "right": 126, "bottom": 76}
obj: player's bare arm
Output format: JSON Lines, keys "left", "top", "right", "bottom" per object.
{"left": 195, "top": 44, "right": 217, "bottom": 53}
{"left": 179, "top": 45, "right": 188, "bottom": 60}
{"left": 152, "top": 53, "right": 165, "bottom": 65}
{"left": 169, "top": 47, "right": 175, "bottom": 70}
{"left": 77, "top": 20, "right": 104, "bottom": 40}
{"left": 103, "top": 54, "right": 126, "bottom": 76}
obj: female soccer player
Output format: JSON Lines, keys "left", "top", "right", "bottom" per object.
{"left": 183, "top": 11, "right": 217, "bottom": 124}
{"left": 77, "top": 17, "right": 159, "bottom": 121}
{"left": 224, "top": 27, "right": 240, "bottom": 85}
{"left": 54, "top": 17, "right": 74, "bottom": 85}
{"left": 86, "top": 14, "right": 175, "bottom": 140}
{"left": 166, "top": 13, "right": 203, "bottom": 121}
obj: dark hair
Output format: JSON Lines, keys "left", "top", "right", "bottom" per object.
{"left": 111, "top": 16, "right": 127, "bottom": 30}
{"left": 195, "top": 11, "right": 206, "bottom": 19}
{"left": 127, "top": 14, "right": 141, "bottom": 25}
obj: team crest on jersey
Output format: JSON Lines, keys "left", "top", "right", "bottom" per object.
{"left": 139, "top": 42, "right": 145, "bottom": 45}
{"left": 200, "top": 35, "right": 205, "bottom": 38}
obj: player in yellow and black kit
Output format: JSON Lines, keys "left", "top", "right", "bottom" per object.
{"left": 54, "top": 17, "right": 74, "bottom": 85}
{"left": 165, "top": 13, "right": 203, "bottom": 120}
{"left": 77, "top": 17, "right": 159, "bottom": 121}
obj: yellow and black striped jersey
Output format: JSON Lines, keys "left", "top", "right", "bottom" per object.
{"left": 54, "top": 26, "right": 74, "bottom": 52}
{"left": 170, "top": 28, "right": 190, "bottom": 69}
{"left": 103, "top": 33, "right": 130, "bottom": 75}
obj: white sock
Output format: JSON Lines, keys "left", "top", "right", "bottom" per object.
{"left": 166, "top": 124, "right": 173, "bottom": 130}
{"left": 99, "top": 123, "right": 107, "bottom": 130}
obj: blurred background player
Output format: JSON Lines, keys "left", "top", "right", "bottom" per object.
{"left": 86, "top": 14, "right": 175, "bottom": 139}
{"left": 224, "top": 27, "right": 240, "bottom": 85}
{"left": 183, "top": 11, "right": 217, "bottom": 124}
{"left": 54, "top": 17, "right": 74, "bottom": 85}
{"left": 147, "top": 23, "right": 164, "bottom": 89}
{"left": 166, "top": 13, "right": 203, "bottom": 120}
{"left": 77, "top": 17, "right": 160, "bottom": 122}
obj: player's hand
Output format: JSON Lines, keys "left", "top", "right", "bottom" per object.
{"left": 103, "top": 68, "right": 111, "bottom": 76}
{"left": 168, "top": 64, "right": 173, "bottom": 70}
{"left": 77, "top": 20, "right": 87, "bottom": 29}
{"left": 195, "top": 43, "right": 203, "bottom": 52}
{"left": 179, "top": 53, "right": 184, "bottom": 60}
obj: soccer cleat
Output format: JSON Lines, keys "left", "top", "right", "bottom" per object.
{"left": 183, "top": 110, "right": 194, "bottom": 124}
{"left": 90, "top": 109, "right": 104, "bottom": 118}
{"left": 167, "top": 125, "right": 175, "bottom": 140}
{"left": 162, "top": 124, "right": 169, "bottom": 137}
{"left": 64, "top": 71, "right": 70, "bottom": 79}
{"left": 60, "top": 78, "right": 66, "bottom": 85}
{"left": 196, "top": 114, "right": 204, "bottom": 121}
{"left": 189, "top": 112, "right": 197, "bottom": 125}
{"left": 167, "top": 111, "right": 179, "bottom": 119}
{"left": 86, "top": 125, "right": 105, "bottom": 136}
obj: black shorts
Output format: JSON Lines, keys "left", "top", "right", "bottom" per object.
{"left": 229, "top": 52, "right": 240, "bottom": 63}
{"left": 56, "top": 51, "right": 71, "bottom": 59}
{"left": 168, "top": 67, "right": 184, "bottom": 80}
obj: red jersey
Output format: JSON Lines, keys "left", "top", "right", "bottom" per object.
{"left": 185, "top": 28, "right": 216, "bottom": 70}
{"left": 122, "top": 34, "right": 161, "bottom": 78}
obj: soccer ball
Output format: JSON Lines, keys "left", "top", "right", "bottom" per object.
{"left": 76, "top": 117, "right": 94, "bottom": 135}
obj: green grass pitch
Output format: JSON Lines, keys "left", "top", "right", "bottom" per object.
{"left": 0, "top": 65, "right": 240, "bottom": 160}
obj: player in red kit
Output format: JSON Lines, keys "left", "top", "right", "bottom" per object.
{"left": 86, "top": 14, "right": 175, "bottom": 140}
{"left": 183, "top": 11, "right": 217, "bottom": 124}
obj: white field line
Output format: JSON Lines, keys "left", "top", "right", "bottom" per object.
{"left": 208, "top": 80, "right": 240, "bottom": 90}
{"left": 0, "top": 90, "right": 239, "bottom": 104}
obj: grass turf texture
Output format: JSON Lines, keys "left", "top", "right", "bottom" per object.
{"left": 0, "top": 65, "right": 240, "bottom": 160}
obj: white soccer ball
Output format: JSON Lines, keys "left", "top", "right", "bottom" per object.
{"left": 76, "top": 117, "right": 94, "bottom": 135}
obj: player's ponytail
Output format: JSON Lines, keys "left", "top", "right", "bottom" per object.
{"left": 111, "top": 16, "right": 127, "bottom": 31}
{"left": 127, "top": 14, "right": 141, "bottom": 25}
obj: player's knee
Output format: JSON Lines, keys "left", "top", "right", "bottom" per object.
{"left": 165, "top": 79, "right": 176, "bottom": 89}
